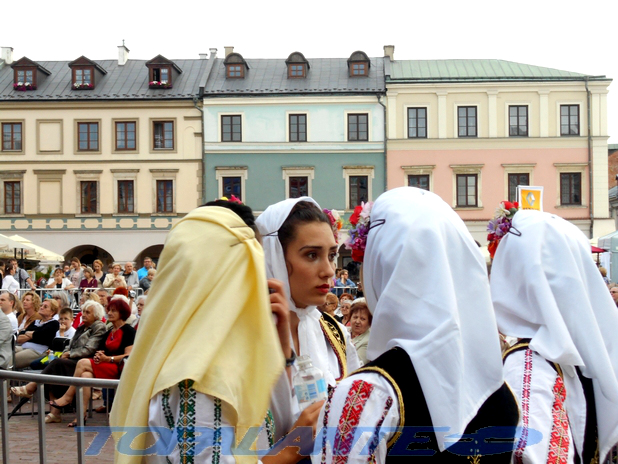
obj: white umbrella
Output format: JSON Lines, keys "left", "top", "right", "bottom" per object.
{"left": 0, "top": 234, "right": 35, "bottom": 253}
{"left": 7, "top": 235, "right": 63, "bottom": 264}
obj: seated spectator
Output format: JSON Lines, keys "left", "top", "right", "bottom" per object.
{"left": 79, "top": 266, "right": 98, "bottom": 289}
{"left": 102, "top": 264, "right": 127, "bottom": 289}
{"left": 333, "top": 269, "right": 356, "bottom": 297}
{"left": 317, "top": 293, "right": 340, "bottom": 321}
{"left": 29, "top": 307, "right": 75, "bottom": 369}
{"left": 0, "top": 311, "right": 12, "bottom": 369}
{"left": 18, "top": 291, "right": 41, "bottom": 332}
{"left": 348, "top": 298, "right": 372, "bottom": 365}
{"left": 51, "top": 298, "right": 135, "bottom": 427}
{"left": 133, "top": 295, "right": 147, "bottom": 329}
{"left": 15, "top": 297, "right": 60, "bottom": 368}
{"left": 1, "top": 265, "right": 19, "bottom": 295}
{"left": 610, "top": 284, "right": 618, "bottom": 307}
{"left": 599, "top": 266, "right": 610, "bottom": 285}
{"left": 56, "top": 307, "right": 76, "bottom": 340}
{"left": 72, "top": 291, "right": 102, "bottom": 329}
{"left": 337, "top": 292, "right": 354, "bottom": 325}
{"left": 51, "top": 290, "right": 71, "bottom": 311}
{"left": 137, "top": 257, "right": 153, "bottom": 281}
{"left": 122, "top": 262, "right": 139, "bottom": 290}
{"left": 11, "top": 300, "right": 107, "bottom": 423}
{"left": 0, "top": 291, "right": 19, "bottom": 334}
{"left": 45, "top": 268, "right": 74, "bottom": 290}
{"left": 92, "top": 259, "right": 106, "bottom": 287}
{"left": 139, "top": 268, "right": 156, "bottom": 292}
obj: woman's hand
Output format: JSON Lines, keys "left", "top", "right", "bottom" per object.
{"left": 61, "top": 351, "right": 70, "bottom": 359}
{"left": 93, "top": 350, "right": 107, "bottom": 364}
{"left": 267, "top": 279, "right": 292, "bottom": 359}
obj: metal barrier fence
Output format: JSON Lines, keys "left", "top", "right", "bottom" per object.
{"left": 0, "top": 369, "right": 118, "bottom": 464}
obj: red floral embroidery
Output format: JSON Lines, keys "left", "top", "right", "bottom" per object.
{"left": 514, "top": 349, "right": 533, "bottom": 464}
{"left": 547, "top": 376, "right": 570, "bottom": 464}
{"left": 332, "top": 380, "right": 374, "bottom": 464}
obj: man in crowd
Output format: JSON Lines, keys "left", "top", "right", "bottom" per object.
{"left": 0, "top": 310, "right": 12, "bottom": 369}
{"left": 610, "top": 284, "right": 618, "bottom": 307}
{"left": 137, "top": 257, "right": 153, "bottom": 281}
{"left": 96, "top": 288, "right": 109, "bottom": 309}
{"left": 9, "top": 259, "right": 34, "bottom": 290}
{"left": 0, "top": 292, "right": 18, "bottom": 334}
{"left": 122, "top": 262, "right": 139, "bottom": 290}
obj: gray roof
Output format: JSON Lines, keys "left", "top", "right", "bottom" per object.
{"left": 610, "top": 185, "right": 617, "bottom": 202}
{"left": 0, "top": 58, "right": 210, "bottom": 101}
{"left": 388, "top": 59, "right": 609, "bottom": 83}
{"left": 203, "top": 57, "right": 385, "bottom": 95}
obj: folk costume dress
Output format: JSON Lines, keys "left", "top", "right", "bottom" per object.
{"left": 256, "top": 197, "right": 361, "bottom": 440}
{"left": 313, "top": 187, "right": 519, "bottom": 464}
{"left": 110, "top": 207, "right": 284, "bottom": 464}
{"left": 491, "top": 210, "right": 618, "bottom": 464}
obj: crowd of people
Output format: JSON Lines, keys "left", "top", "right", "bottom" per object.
{"left": 1, "top": 187, "right": 618, "bottom": 464}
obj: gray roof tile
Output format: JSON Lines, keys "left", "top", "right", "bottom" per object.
{"left": 0, "top": 58, "right": 209, "bottom": 100}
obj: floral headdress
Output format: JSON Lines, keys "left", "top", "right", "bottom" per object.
{"left": 344, "top": 201, "right": 374, "bottom": 262}
{"left": 323, "top": 209, "right": 343, "bottom": 244}
{"left": 487, "top": 200, "right": 519, "bottom": 258}
{"left": 217, "top": 195, "right": 243, "bottom": 205}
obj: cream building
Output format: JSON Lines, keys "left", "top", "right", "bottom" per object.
{"left": 0, "top": 46, "right": 207, "bottom": 265}
{"left": 383, "top": 46, "right": 612, "bottom": 241}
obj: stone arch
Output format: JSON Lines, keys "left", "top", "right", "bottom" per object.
{"left": 63, "top": 244, "right": 114, "bottom": 267}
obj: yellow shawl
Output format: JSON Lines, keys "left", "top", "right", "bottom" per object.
{"left": 110, "top": 206, "right": 284, "bottom": 464}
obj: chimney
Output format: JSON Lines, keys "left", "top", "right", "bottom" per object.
{"left": 199, "top": 53, "right": 209, "bottom": 59}
{"left": 209, "top": 48, "right": 218, "bottom": 59}
{"left": 383, "top": 45, "right": 395, "bottom": 61}
{"left": 118, "top": 42, "right": 130, "bottom": 66}
{"left": 1, "top": 46, "right": 14, "bottom": 65}
{"left": 224, "top": 46, "right": 234, "bottom": 58}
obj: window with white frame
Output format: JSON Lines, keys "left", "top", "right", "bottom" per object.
{"left": 343, "top": 166, "right": 374, "bottom": 210}
{"left": 150, "top": 169, "right": 178, "bottom": 215}
{"left": 0, "top": 170, "right": 25, "bottom": 215}
{"left": 402, "top": 165, "right": 435, "bottom": 192}
{"left": 502, "top": 163, "right": 535, "bottom": 203}
{"left": 554, "top": 163, "right": 586, "bottom": 207}
{"left": 450, "top": 164, "right": 483, "bottom": 208}
{"left": 112, "top": 169, "right": 139, "bottom": 215}
{"left": 74, "top": 170, "right": 102, "bottom": 215}
{"left": 216, "top": 167, "right": 248, "bottom": 202}
{"left": 282, "top": 167, "right": 314, "bottom": 199}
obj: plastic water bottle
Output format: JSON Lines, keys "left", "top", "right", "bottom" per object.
{"left": 293, "top": 355, "right": 328, "bottom": 411}
{"left": 48, "top": 351, "right": 56, "bottom": 361}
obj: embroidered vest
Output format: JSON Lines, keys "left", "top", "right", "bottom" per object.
{"left": 319, "top": 312, "right": 347, "bottom": 382}
{"left": 503, "top": 340, "right": 599, "bottom": 464}
{"left": 357, "top": 347, "right": 518, "bottom": 463}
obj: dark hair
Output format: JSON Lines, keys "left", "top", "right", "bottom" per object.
{"left": 4, "top": 265, "right": 13, "bottom": 275}
{"left": 202, "top": 200, "right": 258, "bottom": 234}
{"left": 59, "top": 307, "right": 73, "bottom": 319}
{"left": 349, "top": 301, "right": 373, "bottom": 325}
{"left": 278, "top": 201, "right": 330, "bottom": 252}
{"left": 107, "top": 298, "right": 132, "bottom": 321}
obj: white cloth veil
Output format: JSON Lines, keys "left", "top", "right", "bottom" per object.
{"left": 364, "top": 187, "right": 505, "bottom": 451}
{"left": 490, "top": 210, "right": 618, "bottom": 462}
{"left": 255, "top": 196, "right": 337, "bottom": 386}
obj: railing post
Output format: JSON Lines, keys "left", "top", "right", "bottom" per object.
{"left": 1, "top": 379, "right": 9, "bottom": 464}
{"left": 36, "top": 383, "right": 46, "bottom": 464}
{"left": 76, "top": 386, "right": 85, "bottom": 464}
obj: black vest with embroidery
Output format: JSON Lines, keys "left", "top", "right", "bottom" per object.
{"left": 357, "top": 347, "right": 518, "bottom": 463}
{"left": 503, "top": 340, "right": 599, "bottom": 464}
{"left": 319, "top": 312, "right": 347, "bottom": 382}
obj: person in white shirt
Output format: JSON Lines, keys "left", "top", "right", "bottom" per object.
{"left": 1, "top": 265, "right": 19, "bottom": 295}
{"left": 0, "top": 291, "right": 19, "bottom": 334}
{"left": 45, "top": 268, "right": 74, "bottom": 290}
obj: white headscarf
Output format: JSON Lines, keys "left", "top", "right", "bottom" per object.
{"left": 364, "top": 187, "right": 505, "bottom": 451}
{"left": 255, "top": 197, "right": 337, "bottom": 386}
{"left": 491, "top": 210, "right": 618, "bottom": 462}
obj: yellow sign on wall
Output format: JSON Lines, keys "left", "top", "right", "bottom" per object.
{"left": 518, "top": 186, "right": 544, "bottom": 211}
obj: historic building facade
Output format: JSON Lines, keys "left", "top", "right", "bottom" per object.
{"left": 383, "top": 46, "right": 612, "bottom": 241}
{"left": 0, "top": 46, "right": 207, "bottom": 264}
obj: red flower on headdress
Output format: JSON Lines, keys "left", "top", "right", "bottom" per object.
{"left": 349, "top": 205, "right": 363, "bottom": 226}
{"left": 351, "top": 249, "right": 365, "bottom": 262}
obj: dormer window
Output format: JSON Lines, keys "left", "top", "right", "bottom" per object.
{"left": 224, "top": 53, "right": 249, "bottom": 79}
{"left": 11, "top": 57, "right": 50, "bottom": 91}
{"left": 146, "top": 55, "right": 182, "bottom": 89}
{"left": 347, "top": 51, "right": 370, "bottom": 77}
{"left": 69, "top": 56, "right": 106, "bottom": 90}
{"left": 286, "top": 52, "right": 309, "bottom": 79}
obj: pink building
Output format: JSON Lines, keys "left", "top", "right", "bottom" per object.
{"left": 383, "top": 46, "right": 612, "bottom": 242}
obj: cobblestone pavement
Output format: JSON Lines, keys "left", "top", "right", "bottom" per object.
{"left": 0, "top": 398, "right": 115, "bottom": 463}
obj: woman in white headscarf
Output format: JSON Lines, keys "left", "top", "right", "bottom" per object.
{"left": 314, "top": 187, "right": 518, "bottom": 464}
{"left": 256, "top": 198, "right": 361, "bottom": 435}
{"left": 493, "top": 210, "right": 618, "bottom": 464}
{"left": 111, "top": 202, "right": 292, "bottom": 464}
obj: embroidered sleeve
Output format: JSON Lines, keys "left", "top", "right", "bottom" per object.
{"left": 314, "top": 374, "right": 398, "bottom": 464}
